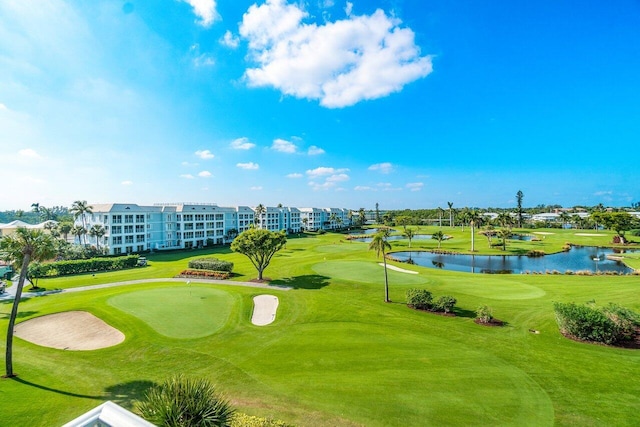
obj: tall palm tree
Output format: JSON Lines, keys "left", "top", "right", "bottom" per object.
{"left": 403, "top": 227, "right": 416, "bottom": 248}
{"left": 467, "top": 210, "right": 484, "bottom": 252}
{"left": 0, "top": 228, "right": 56, "bottom": 377}
{"left": 329, "top": 213, "right": 338, "bottom": 230}
{"left": 432, "top": 230, "right": 445, "bottom": 248}
{"left": 358, "top": 208, "right": 366, "bottom": 226}
{"left": 437, "top": 207, "right": 444, "bottom": 228}
{"left": 447, "top": 202, "right": 454, "bottom": 227}
{"left": 59, "top": 221, "right": 73, "bottom": 242}
{"left": 302, "top": 217, "right": 309, "bottom": 230}
{"left": 70, "top": 200, "right": 93, "bottom": 245}
{"left": 71, "top": 225, "right": 86, "bottom": 245}
{"left": 368, "top": 231, "right": 392, "bottom": 303}
{"left": 30, "top": 202, "right": 40, "bottom": 214}
{"left": 496, "top": 212, "right": 513, "bottom": 229}
{"left": 558, "top": 211, "right": 571, "bottom": 229}
{"left": 254, "top": 204, "right": 266, "bottom": 229}
{"left": 89, "top": 224, "right": 106, "bottom": 250}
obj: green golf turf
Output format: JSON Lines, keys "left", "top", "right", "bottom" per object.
{"left": 108, "top": 287, "right": 235, "bottom": 338}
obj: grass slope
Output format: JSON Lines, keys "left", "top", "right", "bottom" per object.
{"left": 0, "top": 228, "right": 638, "bottom": 426}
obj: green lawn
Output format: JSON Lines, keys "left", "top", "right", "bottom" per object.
{"left": 1, "top": 229, "right": 639, "bottom": 426}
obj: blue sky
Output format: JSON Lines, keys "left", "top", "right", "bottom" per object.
{"left": 1, "top": 0, "right": 638, "bottom": 211}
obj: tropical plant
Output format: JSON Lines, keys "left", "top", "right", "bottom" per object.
{"left": 434, "top": 295, "right": 457, "bottom": 313}
{"left": 498, "top": 228, "right": 511, "bottom": 251}
{"left": 70, "top": 200, "right": 93, "bottom": 245}
{"left": 431, "top": 230, "right": 446, "bottom": 248}
{"left": 403, "top": 227, "right": 416, "bottom": 248}
{"left": 358, "top": 208, "right": 366, "bottom": 226}
{"left": 516, "top": 190, "right": 524, "bottom": 228}
{"left": 88, "top": 224, "right": 106, "bottom": 250}
{"left": 476, "top": 305, "right": 493, "bottom": 324}
{"left": 369, "top": 231, "right": 391, "bottom": 303}
{"left": 553, "top": 302, "right": 639, "bottom": 345}
{"left": 230, "top": 228, "right": 286, "bottom": 281}
{"left": 0, "top": 228, "right": 56, "bottom": 377}
{"left": 406, "top": 288, "right": 433, "bottom": 310}
{"left": 467, "top": 210, "right": 484, "bottom": 252}
{"left": 71, "top": 225, "right": 86, "bottom": 245}
{"left": 136, "top": 375, "right": 235, "bottom": 427}
{"left": 58, "top": 221, "right": 73, "bottom": 241}
{"left": 254, "top": 204, "right": 266, "bottom": 229}
{"left": 447, "top": 201, "right": 454, "bottom": 227}
{"left": 437, "top": 207, "right": 445, "bottom": 228}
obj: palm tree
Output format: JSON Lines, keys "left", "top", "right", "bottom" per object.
{"left": 347, "top": 210, "right": 354, "bottom": 228}
{"left": 329, "top": 213, "right": 338, "bottom": 230}
{"left": 467, "top": 210, "right": 484, "bottom": 252}
{"left": 59, "top": 221, "right": 73, "bottom": 242}
{"left": 89, "top": 224, "right": 106, "bottom": 250}
{"left": 447, "top": 202, "right": 454, "bottom": 227}
{"left": 559, "top": 211, "right": 571, "bottom": 229}
{"left": 70, "top": 200, "right": 93, "bottom": 245}
{"left": 336, "top": 217, "right": 343, "bottom": 230}
{"left": 0, "top": 228, "right": 56, "bottom": 377}
{"left": 368, "top": 231, "right": 392, "bottom": 303}
{"left": 459, "top": 208, "right": 470, "bottom": 232}
{"left": 254, "top": 204, "right": 266, "bottom": 229}
{"left": 432, "top": 230, "right": 445, "bottom": 249}
{"left": 39, "top": 207, "right": 55, "bottom": 221}
{"left": 496, "top": 212, "right": 513, "bottom": 229}
{"left": 71, "top": 225, "right": 86, "bottom": 245}
{"left": 403, "top": 227, "right": 416, "bottom": 248}
{"left": 302, "top": 217, "right": 309, "bottom": 231}
{"left": 30, "top": 202, "right": 40, "bottom": 214}
{"left": 498, "top": 228, "right": 511, "bottom": 251}
{"left": 358, "top": 208, "right": 366, "bottom": 226}
{"left": 437, "top": 207, "right": 445, "bottom": 228}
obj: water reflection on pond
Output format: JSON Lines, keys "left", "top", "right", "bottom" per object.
{"left": 391, "top": 246, "right": 634, "bottom": 274}
{"left": 352, "top": 234, "right": 432, "bottom": 243}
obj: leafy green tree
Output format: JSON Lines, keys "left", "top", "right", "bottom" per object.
{"left": 369, "top": 231, "right": 392, "bottom": 303}
{"left": 231, "top": 228, "right": 286, "bottom": 281}
{"left": 136, "top": 375, "right": 235, "bottom": 427}
{"left": 70, "top": 200, "right": 93, "bottom": 245}
{"left": 0, "top": 228, "right": 56, "bottom": 377}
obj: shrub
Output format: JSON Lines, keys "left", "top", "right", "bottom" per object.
{"left": 433, "top": 295, "right": 457, "bottom": 313}
{"left": 553, "top": 302, "right": 639, "bottom": 345}
{"left": 188, "top": 258, "right": 234, "bottom": 272}
{"left": 136, "top": 375, "right": 235, "bottom": 427}
{"left": 526, "top": 250, "right": 545, "bottom": 257}
{"left": 406, "top": 288, "right": 433, "bottom": 310}
{"left": 179, "top": 270, "right": 231, "bottom": 280}
{"left": 476, "top": 305, "right": 493, "bottom": 323}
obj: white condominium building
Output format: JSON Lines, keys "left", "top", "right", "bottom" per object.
{"left": 79, "top": 203, "right": 346, "bottom": 255}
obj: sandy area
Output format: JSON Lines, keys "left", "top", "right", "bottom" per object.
{"left": 379, "top": 263, "right": 419, "bottom": 274}
{"left": 251, "top": 295, "right": 279, "bottom": 326}
{"left": 532, "top": 232, "right": 555, "bottom": 235}
{"left": 14, "top": 311, "right": 124, "bottom": 350}
{"left": 574, "top": 233, "right": 602, "bottom": 237}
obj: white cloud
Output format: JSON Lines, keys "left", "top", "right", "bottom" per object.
{"left": 251, "top": 186, "right": 263, "bottom": 191}
{"left": 189, "top": 43, "right": 215, "bottom": 67}
{"left": 286, "top": 173, "right": 303, "bottom": 178}
{"left": 180, "top": 174, "right": 195, "bottom": 179}
{"left": 240, "top": 1, "right": 433, "bottom": 108}
{"left": 220, "top": 30, "right": 240, "bottom": 48}
{"left": 237, "top": 162, "right": 259, "bottom": 170}
{"left": 308, "top": 145, "right": 325, "bottom": 155}
{"left": 354, "top": 185, "right": 375, "bottom": 191}
{"left": 121, "top": 180, "right": 133, "bottom": 186}
{"left": 0, "top": 103, "right": 8, "bottom": 111}
{"left": 230, "top": 137, "right": 256, "bottom": 150}
{"left": 18, "top": 148, "right": 41, "bottom": 158}
{"left": 369, "top": 162, "right": 394, "bottom": 174}
{"left": 345, "top": 2, "right": 353, "bottom": 17}
{"left": 272, "top": 138, "right": 297, "bottom": 153}
{"left": 183, "top": 0, "right": 219, "bottom": 27}
{"left": 181, "top": 161, "right": 199, "bottom": 167}
{"left": 198, "top": 170, "right": 213, "bottom": 177}
{"left": 594, "top": 190, "right": 613, "bottom": 196}
{"left": 327, "top": 173, "right": 349, "bottom": 182}
{"left": 406, "top": 182, "right": 423, "bottom": 192}
{"left": 195, "top": 149, "right": 215, "bottom": 159}
{"left": 306, "top": 166, "right": 349, "bottom": 178}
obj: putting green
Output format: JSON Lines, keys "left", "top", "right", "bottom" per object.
{"left": 239, "top": 323, "right": 554, "bottom": 426}
{"left": 312, "top": 260, "right": 429, "bottom": 285}
{"left": 315, "top": 242, "right": 367, "bottom": 253}
{"left": 108, "top": 287, "right": 235, "bottom": 339}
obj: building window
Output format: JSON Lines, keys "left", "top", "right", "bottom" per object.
{"left": 112, "top": 215, "right": 122, "bottom": 224}
{"left": 125, "top": 215, "right": 134, "bottom": 223}
{"left": 112, "top": 226, "right": 122, "bottom": 234}
{"left": 114, "top": 247, "right": 122, "bottom": 255}
{"left": 125, "top": 236, "right": 134, "bottom": 244}
{"left": 124, "top": 225, "right": 133, "bottom": 234}
{"left": 113, "top": 236, "right": 122, "bottom": 245}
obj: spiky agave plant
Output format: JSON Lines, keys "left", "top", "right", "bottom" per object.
{"left": 136, "top": 375, "right": 235, "bottom": 427}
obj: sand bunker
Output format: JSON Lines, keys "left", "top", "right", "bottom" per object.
{"left": 532, "top": 232, "right": 555, "bottom": 235}
{"left": 14, "top": 311, "right": 124, "bottom": 350}
{"left": 575, "top": 233, "right": 602, "bottom": 237}
{"left": 379, "top": 263, "right": 419, "bottom": 274}
{"left": 251, "top": 295, "right": 279, "bottom": 326}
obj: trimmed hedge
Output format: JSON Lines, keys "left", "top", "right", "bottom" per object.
{"left": 28, "top": 255, "right": 139, "bottom": 278}
{"left": 406, "top": 288, "right": 433, "bottom": 310}
{"left": 178, "top": 269, "right": 231, "bottom": 280}
{"left": 554, "top": 302, "right": 639, "bottom": 345}
{"left": 188, "top": 257, "right": 234, "bottom": 272}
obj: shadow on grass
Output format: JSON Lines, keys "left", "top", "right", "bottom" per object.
{"left": 0, "top": 310, "right": 39, "bottom": 320}
{"left": 8, "top": 376, "right": 102, "bottom": 400}
{"left": 104, "top": 380, "right": 158, "bottom": 409}
{"left": 453, "top": 307, "right": 478, "bottom": 319}
{"left": 270, "top": 274, "right": 330, "bottom": 290}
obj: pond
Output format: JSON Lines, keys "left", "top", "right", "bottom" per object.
{"left": 352, "top": 234, "right": 432, "bottom": 243}
{"left": 349, "top": 228, "right": 397, "bottom": 236}
{"left": 390, "top": 246, "right": 635, "bottom": 274}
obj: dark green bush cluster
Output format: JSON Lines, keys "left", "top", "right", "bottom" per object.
{"left": 188, "top": 257, "right": 234, "bottom": 272}
{"left": 406, "top": 288, "right": 457, "bottom": 313}
{"left": 28, "top": 255, "right": 139, "bottom": 278}
{"left": 554, "top": 302, "right": 639, "bottom": 345}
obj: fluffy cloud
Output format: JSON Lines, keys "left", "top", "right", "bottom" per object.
{"left": 306, "top": 166, "right": 349, "bottom": 178}
{"left": 271, "top": 138, "right": 297, "bottom": 153}
{"left": 354, "top": 185, "right": 375, "bottom": 191}
{"left": 220, "top": 30, "right": 240, "bottom": 48}
{"left": 237, "top": 162, "right": 259, "bottom": 170}
{"left": 239, "top": 0, "right": 432, "bottom": 108}
{"left": 230, "top": 137, "right": 256, "bottom": 150}
{"left": 198, "top": 170, "right": 212, "bottom": 177}
{"left": 406, "top": 182, "right": 423, "bottom": 192}
{"left": 195, "top": 149, "right": 215, "bottom": 159}
{"left": 368, "top": 162, "right": 394, "bottom": 174}
{"left": 180, "top": 174, "right": 195, "bottom": 179}
{"left": 286, "top": 173, "right": 303, "bottom": 178}
{"left": 121, "top": 180, "right": 133, "bottom": 186}
{"left": 183, "top": 0, "right": 219, "bottom": 27}
{"left": 18, "top": 148, "right": 41, "bottom": 158}
{"left": 251, "top": 186, "right": 263, "bottom": 191}
{"left": 308, "top": 145, "right": 325, "bottom": 155}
